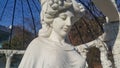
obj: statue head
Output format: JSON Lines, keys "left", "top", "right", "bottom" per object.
{"left": 39, "top": 0, "right": 85, "bottom": 38}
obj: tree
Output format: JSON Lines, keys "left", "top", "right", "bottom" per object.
{"left": 2, "top": 26, "right": 34, "bottom": 50}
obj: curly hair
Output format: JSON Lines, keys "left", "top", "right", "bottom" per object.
{"left": 39, "top": 0, "right": 85, "bottom": 37}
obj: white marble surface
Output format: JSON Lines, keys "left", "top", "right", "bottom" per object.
{"left": 19, "top": 37, "right": 86, "bottom": 68}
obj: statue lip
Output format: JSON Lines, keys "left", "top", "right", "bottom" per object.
{"left": 63, "top": 27, "right": 70, "bottom": 32}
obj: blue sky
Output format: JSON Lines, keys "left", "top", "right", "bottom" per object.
{"left": 0, "top": 0, "right": 120, "bottom": 32}
{"left": 0, "top": 0, "right": 41, "bottom": 32}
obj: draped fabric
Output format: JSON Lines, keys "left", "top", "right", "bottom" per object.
{"left": 19, "top": 37, "right": 86, "bottom": 68}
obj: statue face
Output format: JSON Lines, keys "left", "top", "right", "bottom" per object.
{"left": 52, "top": 11, "right": 74, "bottom": 38}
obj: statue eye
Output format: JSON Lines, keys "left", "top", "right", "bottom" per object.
{"left": 59, "top": 14, "right": 67, "bottom": 20}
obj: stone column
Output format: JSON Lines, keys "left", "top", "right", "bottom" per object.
{"left": 110, "top": 11, "right": 120, "bottom": 68}
{"left": 112, "top": 21, "right": 120, "bottom": 68}
{"left": 5, "top": 50, "right": 15, "bottom": 68}
{"left": 5, "top": 56, "right": 12, "bottom": 68}
{"left": 0, "top": 50, "right": 25, "bottom": 68}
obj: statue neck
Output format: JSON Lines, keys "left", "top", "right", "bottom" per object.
{"left": 49, "top": 30, "right": 65, "bottom": 43}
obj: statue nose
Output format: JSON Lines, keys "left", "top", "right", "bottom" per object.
{"left": 65, "top": 17, "right": 72, "bottom": 26}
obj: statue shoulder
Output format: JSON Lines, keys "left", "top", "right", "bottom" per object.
{"left": 21, "top": 37, "right": 69, "bottom": 68}
{"left": 27, "top": 37, "right": 48, "bottom": 48}
{"left": 26, "top": 37, "right": 65, "bottom": 55}
{"left": 25, "top": 37, "right": 47, "bottom": 53}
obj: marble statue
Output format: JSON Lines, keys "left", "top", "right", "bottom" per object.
{"left": 18, "top": 0, "right": 87, "bottom": 68}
